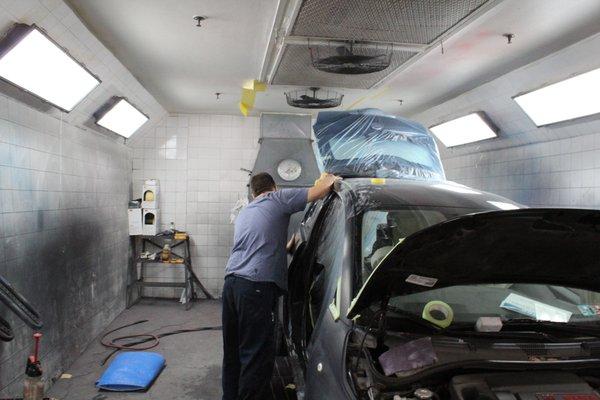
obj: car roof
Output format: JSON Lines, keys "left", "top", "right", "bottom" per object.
{"left": 337, "top": 177, "right": 521, "bottom": 212}
{"left": 295, "top": 178, "right": 522, "bottom": 244}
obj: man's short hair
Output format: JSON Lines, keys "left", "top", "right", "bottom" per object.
{"left": 250, "top": 172, "right": 276, "bottom": 197}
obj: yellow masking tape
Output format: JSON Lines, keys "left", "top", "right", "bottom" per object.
{"left": 371, "top": 178, "right": 386, "bottom": 185}
{"left": 241, "top": 88, "right": 256, "bottom": 108}
{"left": 243, "top": 79, "right": 267, "bottom": 92}
{"left": 422, "top": 300, "right": 454, "bottom": 328}
{"left": 239, "top": 102, "right": 251, "bottom": 117}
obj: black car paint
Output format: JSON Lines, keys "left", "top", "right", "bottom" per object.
{"left": 283, "top": 178, "right": 514, "bottom": 399}
{"left": 349, "top": 208, "right": 600, "bottom": 318}
{"left": 287, "top": 192, "right": 356, "bottom": 398}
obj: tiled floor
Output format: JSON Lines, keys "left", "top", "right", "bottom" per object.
{"left": 47, "top": 299, "right": 295, "bottom": 400}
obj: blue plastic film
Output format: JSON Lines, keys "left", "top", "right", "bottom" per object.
{"left": 314, "top": 109, "right": 445, "bottom": 180}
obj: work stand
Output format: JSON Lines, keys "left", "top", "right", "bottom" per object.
{"left": 126, "top": 233, "right": 214, "bottom": 310}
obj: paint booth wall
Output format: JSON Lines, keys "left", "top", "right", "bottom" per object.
{"left": 0, "top": 95, "right": 131, "bottom": 395}
{"left": 441, "top": 132, "right": 600, "bottom": 207}
{"left": 128, "top": 114, "right": 260, "bottom": 297}
{"left": 413, "top": 33, "right": 600, "bottom": 209}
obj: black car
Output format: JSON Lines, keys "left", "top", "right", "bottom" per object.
{"left": 282, "top": 177, "right": 600, "bottom": 400}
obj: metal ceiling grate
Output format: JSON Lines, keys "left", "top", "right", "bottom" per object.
{"left": 292, "top": 0, "right": 489, "bottom": 44}
{"left": 272, "top": 44, "right": 415, "bottom": 89}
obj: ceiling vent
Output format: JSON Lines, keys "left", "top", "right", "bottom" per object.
{"left": 273, "top": 44, "right": 414, "bottom": 89}
{"left": 285, "top": 87, "right": 343, "bottom": 109}
{"left": 265, "top": 0, "right": 493, "bottom": 89}
{"left": 310, "top": 41, "right": 393, "bottom": 74}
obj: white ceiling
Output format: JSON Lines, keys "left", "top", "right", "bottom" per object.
{"left": 376, "top": 0, "right": 600, "bottom": 117}
{"left": 67, "top": 0, "right": 278, "bottom": 113}
{"left": 67, "top": 0, "right": 600, "bottom": 117}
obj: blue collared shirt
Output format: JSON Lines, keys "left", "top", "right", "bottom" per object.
{"left": 225, "top": 188, "right": 308, "bottom": 291}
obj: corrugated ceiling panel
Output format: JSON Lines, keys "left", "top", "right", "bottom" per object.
{"left": 292, "top": 0, "right": 489, "bottom": 44}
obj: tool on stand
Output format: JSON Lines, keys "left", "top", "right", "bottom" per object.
{"left": 24, "top": 332, "right": 44, "bottom": 400}
{"left": 160, "top": 244, "right": 171, "bottom": 262}
{"left": 0, "top": 275, "right": 43, "bottom": 342}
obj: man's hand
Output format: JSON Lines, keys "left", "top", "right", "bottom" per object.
{"left": 286, "top": 233, "right": 300, "bottom": 254}
{"left": 307, "top": 173, "right": 341, "bottom": 202}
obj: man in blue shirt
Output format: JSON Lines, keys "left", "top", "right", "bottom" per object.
{"left": 222, "top": 172, "right": 338, "bottom": 400}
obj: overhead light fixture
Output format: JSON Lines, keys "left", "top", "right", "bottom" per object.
{"left": 513, "top": 67, "right": 600, "bottom": 126}
{"left": 95, "top": 97, "right": 148, "bottom": 138}
{"left": 430, "top": 112, "right": 498, "bottom": 148}
{"left": 0, "top": 24, "right": 100, "bottom": 112}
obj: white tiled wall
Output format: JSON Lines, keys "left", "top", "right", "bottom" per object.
{"left": 0, "top": 0, "right": 166, "bottom": 395}
{"left": 413, "top": 32, "right": 600, "bottom": 209}
{"left": 129, "top": 114, "right": 260, "bottom": 297}
{"left": 442, "top": 132, "right": 600, "bottom": 208}
{"left": 0, "top": 93, "right": 131, "bottom": 395}
{"left": 0, "top": 0, "right": 167, "bottom": 138}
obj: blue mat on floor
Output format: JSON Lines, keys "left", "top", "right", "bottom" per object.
{"left": 96, "top": 352, "right": 165, "bottom": 391}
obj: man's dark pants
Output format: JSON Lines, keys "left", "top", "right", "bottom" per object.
{"left": 222, "top": 275, "right": 279, "bottom": 400}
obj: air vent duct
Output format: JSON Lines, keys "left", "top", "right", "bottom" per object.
{"left": 285, "top": 87, "right": 343, "bottom": 109}
{"left": 310, "top": 41, "right": 392, "bottom": 74}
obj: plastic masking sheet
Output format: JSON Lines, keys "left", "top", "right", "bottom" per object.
{"left": 314, "top": 109, "right": 445, "bottom": 180}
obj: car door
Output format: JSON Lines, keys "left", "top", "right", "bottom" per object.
{"left": 287, "top": 194, "right": 345, "bottom": 365}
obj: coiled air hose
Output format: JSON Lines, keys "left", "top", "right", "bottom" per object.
{"left": 100, "top": 319, "right": 222, "bottom": 365}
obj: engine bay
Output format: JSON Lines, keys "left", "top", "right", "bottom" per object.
{"left": 350, "top": 358, "right": 600, "bottom": 400}
{"left": 346, "top": 327, "right": 600, "bottom": 400}
{"left": 450, "top": 372, "right": 599, "bottom": 400}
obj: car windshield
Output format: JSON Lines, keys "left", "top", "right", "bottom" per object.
{"left": 361, "top": 207, "right": 478, "bottom": 284}
{"left": 361, "top": 208, "right": 600, "bottom": 325}
{"left": 390, "top": 284, "right": 600, "bottom": 324}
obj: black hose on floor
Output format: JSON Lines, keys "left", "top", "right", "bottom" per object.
{"left": 100, "top": 319, "right": 222, "bottom": 365}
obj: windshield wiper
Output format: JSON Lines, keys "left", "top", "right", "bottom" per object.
{"left": 441, "top": 322, "right": 560, "bottom": 341}
{"left": 387, "top": 309, "right": 561, "bottom": 341}
{"left": 387, "top": 306, "right": 442, "bottom": 333}
{"left": 443, "top": 319, "right": 600, "bottom": 341}
{"left": 386, "top": 308, "right": 600, "bottom": 341}
{"left": 500, "top": 319, "right": 600, "bottom": 338}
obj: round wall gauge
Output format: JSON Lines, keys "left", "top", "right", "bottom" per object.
{"left": 277, "top": 159, "right": 302, "bottom": 181}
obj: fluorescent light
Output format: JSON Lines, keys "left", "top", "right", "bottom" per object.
{"left": 0, "top": 24, "right": 100, "bottom": 111}
{"left": 432, "top": 183, "right": 481, "bottom": 195}
{"left": 514, "top": 67, "right": 600, "bottom": 126}
{"left": 487, "top": 201, "right": 519, "bottom": 210}
{"left": 430, "top": 113, "right": 498, "bottom": 147}
{"left": 96, "top": 97, "right": 148, "bottom": 138}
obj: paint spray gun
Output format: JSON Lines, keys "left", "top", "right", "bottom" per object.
{"left": 24, "top": 332, "right": 44, "bottom": 400}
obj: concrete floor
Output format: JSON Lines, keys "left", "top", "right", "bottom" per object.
{"left": 47, "top": 299, "right": 294, "bottom": 400}
{"left": 48, "top": 299, "right": 295, "bottom": 400}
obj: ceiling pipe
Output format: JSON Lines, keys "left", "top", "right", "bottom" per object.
{"left": 259, "top": 0, "right": 304, "bottom": 83}
{"left": 284, "top": 36, "right": 427, "bottom": 53}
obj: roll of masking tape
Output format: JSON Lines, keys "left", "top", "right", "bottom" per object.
{"left": 422, "top": 301, "right": 454, "bottom": 328}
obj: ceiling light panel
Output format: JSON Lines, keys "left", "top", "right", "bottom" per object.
{"left": 430, "top": 112, "right": 498, "bottom": 147}
{"left": 0, "top": 24, "right": 100, "bottom": 112}
{"left": 96, "top": 98, "right": 148, "bottom": 138}
{"left": 514, "top": 67, "right": 600, "bottom": 126}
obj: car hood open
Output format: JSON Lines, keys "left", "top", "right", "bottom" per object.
{"left": 348, "top": 208, "right": 600, "bottom": 319}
